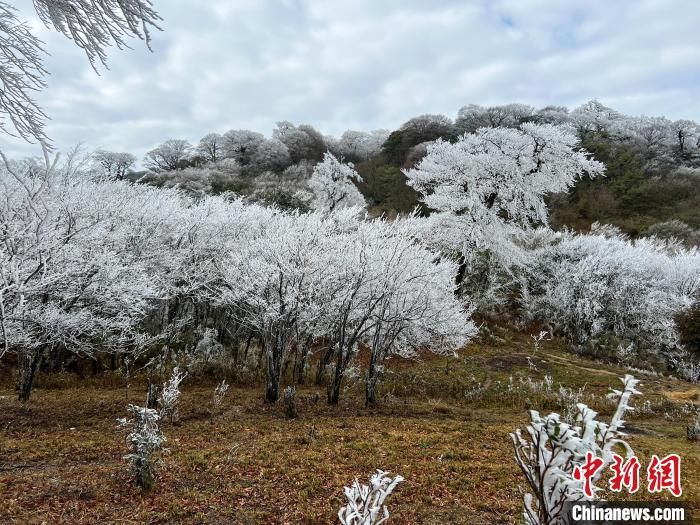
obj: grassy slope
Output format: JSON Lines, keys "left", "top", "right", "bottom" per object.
{"left": 1, "top": 326, "right": 698, "bottom": 524}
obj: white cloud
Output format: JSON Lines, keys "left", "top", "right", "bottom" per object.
{"left": 2, "top": 0, "right": 698, "bottom": 161}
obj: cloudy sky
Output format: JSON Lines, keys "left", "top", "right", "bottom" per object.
{"left": 3, "top": 0, "right": 699, "bottom": 161}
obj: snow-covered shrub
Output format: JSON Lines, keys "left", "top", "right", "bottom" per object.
{"left": 283, "top": 386, "right": 298, "bottom": 419}
{"left": 309, "top": 152, "right": 366, "bottom": 212}
{"left": 521, "top": 229, "right": 700, "bottom": 372}
{"left": 159, "top": 367, "right": 187, "bottom": 423}
{"left": 192, "top": 328, "right": 225, "bottom": 363}
{"left": 338, "top": 470, "right": 404, "bottom": 525}
{"left": 668, "top": 352, "right": 700, "bottom": 383}
{"left": 213, "top": 380, "right": 229, "bottom": 408}
{"left": 530, "top": 331, "right": 549, "bottom": 353}
{"left": 118, "top": 404, "right": 166, "bottom": 490}
{"left": 687, "top": 413, "right": 700, "bottom": 442}
{"left": 615, "top": 342, "right": 636, "bottom": 366}
{"left": 511, "top": 375, "right": 640, "bottom": 525}
{"left": 644, "top": 220, "right": 700, "bottom": 248}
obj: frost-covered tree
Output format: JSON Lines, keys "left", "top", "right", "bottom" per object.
{"left": 273, "top": 121, "right": 326, "bottom": 163}
{"left": 616, "top": 116, "right": 673, "bottom": 163}
{"left": 141, "top": 165, "right": 241, "bottom": 196}
{"left": 330, "top": 130, "right": 391, "bottom": 162}
{"left": 339, "top": 470, "right": 404, "bottom": 525}
{"left": 0, "top": 147, "right": 186, "bottom": 400}
{"left": 309, "top": 153, "right": 366, "bottom": 212}
{"left": 214, "top": 211, "right": 337, "bottom": 402}
{"left": 404, "top": 123, "right": 605, "bottom": 296}
{"left": 222, "top": 129, "right": 266, "bottom": 167}
{"left": 532, "top": 106, "right": 571, "bottom": 126}
{"left": 456, "top": 103, "right": 535, "bottom": 133}
{"left": 92, "top": 149, "right": 136, "bottom": 180}
{"left": 670, "top": 119, "right": 700, "bottom": 158}
{"left": 361, "top": 218, "right": 476, "bottom": 405}
{"left": 159, "top": 367, "right": 186, "bottom": 423}
{"left": 196, "top": 133, "right": 224, "bottom": 163}
{"left": 144, "top": 139, "right": 192, "bottom": 172}
{"left": 520, "top": 227, "right": 700, "bottom": 373}
{"left": 511, "top": 375, "right": 640, "bottom": 525}
{"left": 212, "top": 379, "right": 229, "bottom": 408}
{"left": 0, "top": 0, "right": 161, "bottom": 144}
{"left": 250, "top": 139, "right": 292, "bottom": 174}
{"left": 570, "top": 100, "right": 622, "bottom": 139}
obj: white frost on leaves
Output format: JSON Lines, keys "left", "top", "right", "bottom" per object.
{"left": 339, "top": 470, "right": 404, "bottom": 525}
{"left": 404, "top": 123, "right": 605, "bottom": 268}
{"left": 511, "top": 375, "right": 641, "bottom": 525}
{"left": 118, "top": 403, "right": 165, "bottom": 489}
{"left": 159, "top": 367, "right": 186, "bottom": 422}
{"left": 309, "top": 152, "right": 366, "bottom": 212}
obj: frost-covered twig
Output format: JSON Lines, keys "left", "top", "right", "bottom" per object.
{"left": 510, "top": 375, "right": 641, "bottom": 525}
{"left": 213, "top": 379, "right": 229, "bottom": 408}
{"left": 159, "top": 367, "right": 186, "bottom": 423}
{"left": 339, "top": 470, "right": 404, "bottom": 525}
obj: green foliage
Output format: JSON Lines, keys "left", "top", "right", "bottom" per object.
{"left": 548, "top": 135, "right": 700, "bottom": 235}
{"left": 676, "top": 303, "right": 700, "bottom": 357}
{"left": 254, "top": 188, "right": 310, "bottom": 212}
{"left": 355, "top": 158, "right": 421, "bottom": 215}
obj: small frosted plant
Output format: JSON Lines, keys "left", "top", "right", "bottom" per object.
{"left": 213, "top": 380, "right": 229, "bottom": 409}
{"left": 531, "top": 330, "right": 549, "bottom": 353}
{"left": 511, "top": 375, "right": 640, "bottom": 525}
{"left": 283, "top": 385, "right": 298, "bottom": 419}
{"left": 688, "top": 413, "right": 700, "bottom": 442}
{"left": 338, "top": 470, "right": 404, "bottom": 525}
{"left": 118, "top": 404, "right": 166, "bottom": 491}
{"left": 159, "top": 367, "right": 187, "bottom": 424}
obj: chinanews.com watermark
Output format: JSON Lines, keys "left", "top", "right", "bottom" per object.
{"left": 564, "top": 452, "right": 692, "bottom": 524}
{"left": 565, "top": 502, "right": 692, "bottom": 524}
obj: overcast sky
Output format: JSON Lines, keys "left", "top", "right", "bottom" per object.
{"left": 3, "top": 0, "right": 699, "bottom": 161}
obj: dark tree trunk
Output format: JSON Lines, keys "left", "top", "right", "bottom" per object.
{"left": 315, "top": 346, "right": 334, "bottom": 386}
{"left": 365, "top": 355, "right": 380, "bottom": 407}
{"left": 455, "top": 255, "right": 467, "bottom": 296}
{"left": 146, "top": 383, "right": 161, "bottom": 409}
{"left": 264, "top": 343, "right": 283, "bottom": 403}
{"left": 17, "top": 349, "right": 42, "bottom": 402}
{"left": 295, "top": 342, "right": 310, "bottom": 385}
{"left": 327, "top": 347, "right": 345, "bottom": 405}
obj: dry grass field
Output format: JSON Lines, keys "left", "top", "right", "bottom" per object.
{"left": 1, "top": 327, "right": 698, "bottom": 524}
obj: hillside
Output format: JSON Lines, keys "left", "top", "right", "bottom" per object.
{"left": 1, "top": 324, "right": 698, "bottom": 524}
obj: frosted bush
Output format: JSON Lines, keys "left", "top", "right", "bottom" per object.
{"left": 521, "top": 229, "right": 700, "bottom": 372}
{"left": 511, "top": 375, "right": 640, "bottom": 525}
{"left": 339, "top": 470, "right": 404, "bottom": 525}
{"left": 283, "top": 385, "right": 298, "bottom": 419}
{"left": 213, "top": 380, "right": 229, "bottom": 408}
{"left": 688, "top": 413, "right": 700, "bottom": 442}
{"left": 159, "top": 367, "right": 187, "bottom": 423}
{"left": 118, "top": 404, "right": 166, "bottom": 490}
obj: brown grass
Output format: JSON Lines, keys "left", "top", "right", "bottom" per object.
{"left": 1, "top": 330, "right": 698, "bottom": 524}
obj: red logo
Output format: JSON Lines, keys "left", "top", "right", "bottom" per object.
{"left": 573, "top": 451, "right": 605, "bottom": 498}
{"left": 609, "top": 454, "right": 641, "bottom": 494}
{"left": 647, "top": 454, "right": 682, "bottom": 497}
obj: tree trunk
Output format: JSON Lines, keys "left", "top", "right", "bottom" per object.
{"left": 17, "top": 349, "right": 42, "bottom": 402}
{"left": 315, "top": 346, "right": 334, "bottom": 386}
{"left": 146, "top": 382, "right": 161, "bottom": 409}
{"left": 264, "top": 343, "right": 282, "bottom": 403}
{"left": 295, "top": 346, "right": 309, "bottom": 385}
{"left": 455, "top": 255, "right": 467, "bottom": 296}
{"left": 327, "top": 347, "right": 345, "bottom": 405}
{"left": 365, "top": 355, "right": 380, "bottom": 407}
